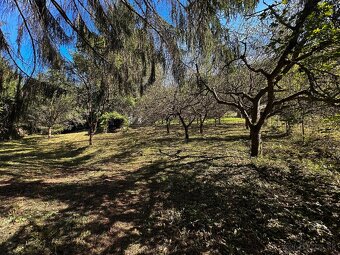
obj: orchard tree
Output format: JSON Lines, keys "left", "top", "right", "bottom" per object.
{"left": 279, "top": 99, "right": 314, "bottom": 138}
{"left": 136, "top": 81, "right": 200, "bottom": 142}
{"left": 193, "top": 92, "right": 217, "bottom": 134}
{"left": 27, "top": 70, "right": 80, "bottom": 138}
{"left": 209, "top": 104, "right": 229, "bottom": 127}
{"left": 135, "top": 83, "right": 175, "bottom": 133}
{"left": 29, "top": 91, "right": 78, "bottom": 139}
{"left": 173, "top": 85, "right": 200, "bottom": 142}
{"left": 199, "top": 0, "right": 340, "bottom": 156}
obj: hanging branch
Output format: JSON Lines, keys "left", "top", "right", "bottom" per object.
{"left": 13, "top": 0, "right": 37, "bottom": 79}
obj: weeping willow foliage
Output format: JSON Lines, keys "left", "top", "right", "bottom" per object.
{"left": 167, "top": 0, "right": 259, "bottom": 66}
{"left": 170, "top": 0, "right": 257, "bottom": 48}
{"left": 0, "top": 0, "right": 169, "bottom": 96}
{"left": 0, "top": 0, "right": 258, "bottom": 86}
{"left": 73, "top": 2, "right": 166, "bottom": 96}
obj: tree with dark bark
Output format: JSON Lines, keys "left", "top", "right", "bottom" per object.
{"left": 198, "top": 0, "right": 340, "bottom": 156}
{"left": 173, "top": 85, "right": 200, "bottom": 142}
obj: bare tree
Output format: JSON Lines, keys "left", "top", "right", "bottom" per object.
{"left": 193, "top": 92, "right": 217, "bottom": 134}
{"left": 135, "top": 83, "right": 175, "bottom": 133}
{"left": 199, "top": 0, "right": 339, "bottom": 156}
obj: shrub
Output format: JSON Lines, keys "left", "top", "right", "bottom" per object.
{"left": 99, "top": 111, "right": 128, "bottom": 133}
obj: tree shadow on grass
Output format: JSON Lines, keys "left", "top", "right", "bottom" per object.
{"left": 189, "top": 135, "right": 249, "bottom": 143}
{"left": 0, "top": 153, "right": 338, "bottom": 255}
{"left": 0, "top": 139, "right": 93, "bottom": 182}
{"left": 0, "top": 140, "right": 87, "bottom": 164}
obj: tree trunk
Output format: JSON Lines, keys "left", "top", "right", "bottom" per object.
{"left": 166, "top": 120, "right": 170, "bottom": 134}
{"left": 89, "top": 131, "right": 93, "bottom": 145}
{"left": 140, "top": 83, "right": 144, "bottom": 97}
{"left": 250, "top": 126, "right": 261, "bottom": 157}
{"left": 178, "top": 114, "right": 192, "bottom": 143}
{"left": 88, "top": 122, "right": 97, "bottom": 146}
{"left": 245, "top": 119, "right": 249, "bottom": 130}
{"left": 214, "top": 118, "right": 217, "bottom": 126}
{"left": 218, "top": 117, "right": 221, "bottom": 125}
{"left": 184, "top": 126, "right": 189, "bottom": 143}
{"left": 48, "top": 126, "right": 52, "bottom": 139}
{"left": 301, "top": 117, "right": 305, "bottom": 143}
{"left": 199, "top": 123, "right": 203, "bottom": 134}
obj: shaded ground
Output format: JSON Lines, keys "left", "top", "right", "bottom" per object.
{"left": 0, "top": 122, "right": 339, "bottom": 255}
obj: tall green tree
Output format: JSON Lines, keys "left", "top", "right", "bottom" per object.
{"left": 0, "top": 58, "right": 20, "bottom": 139}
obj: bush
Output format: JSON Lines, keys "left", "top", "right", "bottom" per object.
{"left": 99, "top": 111, "right": 128, "bottom": 133}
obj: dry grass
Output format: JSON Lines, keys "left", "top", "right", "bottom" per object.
{"left": 0, "top": 121, "right": 339, "bottom": 254}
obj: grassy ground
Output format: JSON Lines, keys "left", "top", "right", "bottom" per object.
{"left": 0, "top": 120, "right": 339, "bottom": 255}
